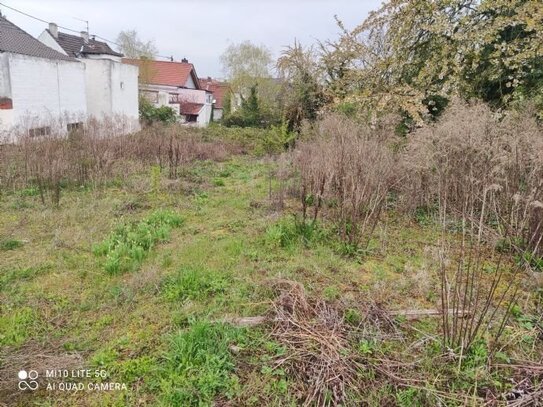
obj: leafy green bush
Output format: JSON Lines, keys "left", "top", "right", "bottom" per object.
{"left": 158, "top": 321, "right": 245, "bottom": 406}
{"left": 222, "top": 85, "right": 280, "bottom": 129}
{"left": 256, "top": 122, "right": 296, "bottom": 155}
{"left": 93, "top": 210, "right": 184, "bottom": 274}
{"left": 139, "top": 96, "right": 177, "bottom": 125}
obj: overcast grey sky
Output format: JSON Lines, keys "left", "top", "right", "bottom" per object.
{"left": 1, "top": 0, "right": 382, "bottom": 78}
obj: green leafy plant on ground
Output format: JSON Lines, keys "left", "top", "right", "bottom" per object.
{"left": 158, "top": 321, "right": 246, "bottom": 406}
{"left": 162, "top": 266, "right": 229, "bottom": 302}
{"left": 265, "top": 216, "right": 326, "bottom": 249}
{"left": 93, "top": 210, "right": 184, "bottom": 274}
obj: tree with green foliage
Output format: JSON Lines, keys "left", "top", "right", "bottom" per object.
{"left": 220, "top": 41, "right": 272, "bottom": 96}
{"left": 222, "top": 91, "right": 232, "bottom": 118}
{"left": 244, "top": 85, "right": 261, "bottom": 126}
{"left": 321, "top": 0, "right": 543, "bottom": 123}
{"left": 277, "top": 41, "right": 327, "bottom": 131}
{"left": 220, "top": 41, "right": 281, "bottom": 123}
{"left": 223, "top": 85, "right": 272, "bottom": 128}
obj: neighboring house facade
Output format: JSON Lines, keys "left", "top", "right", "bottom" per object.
{"left": 123, "top": 58, "right": 213, "bottom": 127}
{"left": 0, "top": 15, "right": 86, "bottom": 141}
{"left": 38, "top": 23, "right": 139, "bottom": 132}
{"left": 199, "top": 77, "right": 230, "bottom": 121}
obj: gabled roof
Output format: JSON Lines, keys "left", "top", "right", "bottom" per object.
{"left": 199, "top": 77, "right": 230, "bottom": 109}
{"left": 123, "top": 58, "right": 200, "bottom": 89}
{"left": 0, "top": 16, "right": 75, "bottom": 61}
{"left": 49, "top": 30, "right": 122, "bottom": 58}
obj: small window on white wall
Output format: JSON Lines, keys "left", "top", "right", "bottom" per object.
{"left": 28, "top": 126, "right": 51, "bottom": 137}
{"left": 120, "top": 81, "right": 124, "bottom": 89}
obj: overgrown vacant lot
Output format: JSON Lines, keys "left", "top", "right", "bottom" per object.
{"left": 1, "top": 113, "right": 542, "bottom": 406}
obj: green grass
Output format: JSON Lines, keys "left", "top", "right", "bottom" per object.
{"left": 0, "top": 307, "right": 36, "bottom": 346}
{"left": 93, "top": 210, "right": 184, "bottom": 274}
{"left": 0, "top": 238, "right": 23, "bottom": 251}
{"left": 162, "top": 266, "right": 229, "bottom": 302}
{"left": 158, "top": 321, "right": 246, "bottom": 406}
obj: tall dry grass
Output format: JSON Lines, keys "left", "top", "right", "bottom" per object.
{"left": 402, "top": 100, "right": 543, "bottom": 263}
{"left": 0, "top": 118, "right": 241, "bottom": 206}
{"left": 398, "top": 100, "right": 542, "bottom": 355}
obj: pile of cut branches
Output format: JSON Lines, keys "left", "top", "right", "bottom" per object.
{"left": 269, "top": 279, "right": 364, "bottom": 406}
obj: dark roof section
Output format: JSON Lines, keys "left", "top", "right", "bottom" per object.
{"left": 50, "top": 30, "right": 122, "bottom": 58}
{"left": 0, "top": 16, "right": 75, "bottom": 61}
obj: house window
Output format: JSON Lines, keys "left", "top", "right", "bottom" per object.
{"left": 67, "top": 122, "right": 83, "bottom": 132}
{"left": 28, "top": 126, "right": 51, "bottom": 137}
{"left": 120, "top": 81, "right": 124, "bottom": 89}
{"left": 169, "top": 93, "right": 179, "bottom": 103}
{"left": 186, "top": 114, "right": 198, "bottom": 123}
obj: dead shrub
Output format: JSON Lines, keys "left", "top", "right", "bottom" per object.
{"left": 438, "top": 237, "right": 520, "bottom": 355}
{"left": 0, "top": 119, "right": 242, "bottom": 205}
{"left": 402, "top": 100, "right": 543, "bottom": 263}
{"left": 292, "top": 115, "right": 398, "bottom": 252}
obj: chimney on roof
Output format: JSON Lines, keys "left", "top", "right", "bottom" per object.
{"left": 181, "top": 58, "right": 188, "bottom": 63}
{"left": 49, "top": 22, "right": 58, "bottom": 39}
{"left": 81, "top": 31, "right": 89, "bottom": 44}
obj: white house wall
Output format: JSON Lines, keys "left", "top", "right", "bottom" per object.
{"left": 82, "top": 59, "right": 110, "bottom": 117}
{"left": 213, "top": 108, "right": 223, "bottom": 121}
{"left": 112, "top": 62, "right": 139, "bottom": 122}
{"left": 185, "top": 74, "right": 196, "bottom": 89}
{"left": 1, "top": 53, "right": 86, "bottom": 134}
{"left": 179, "top": 88, "right": 206, "bottom": 103}
{"left": 139, "top": 84, "right": 212, "bottom": 126}
{"left": 82, "top": 59, "right": 140, "bottom": 131}
{"left": 196, "top": 103, "right": 213, "bottom": 127}
{"left": 140, "top": 83, "right": 177, "bottom": 109}
{"left": 178, "top": 89, "right": 212, "bottom": 126}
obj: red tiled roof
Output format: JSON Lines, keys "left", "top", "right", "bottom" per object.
{"left": 123, "top": 58, "right": 199, "bottom": 88}
{"left": 179, "top": 102, "right": 203, "bottom": 116}
{"left": 199, "top": 78, "right": 230, "bottom": 109}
